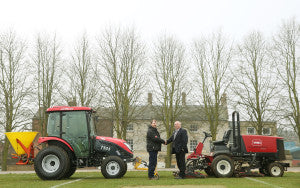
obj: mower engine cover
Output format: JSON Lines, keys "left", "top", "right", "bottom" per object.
{"left": 242, "top": 135, "right": 283, "bottom": 153}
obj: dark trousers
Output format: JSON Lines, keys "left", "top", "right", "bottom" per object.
{"left": 148, "top": 151, "right": 158, "bottom": 178}
{"left": 175, "top": 152, "right": 186, "bottom": 178}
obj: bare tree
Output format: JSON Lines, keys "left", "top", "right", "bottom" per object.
{"left": 32, "top": 33, "right": 62, "bottom": 137}
{"left": 152, "top": 34, "right": 189, "bottom": 168}
{"left": 96, "top": 26, "right": 146, "bottom": 140}
{"left": 192, "top": 31, "right": 232, "bottom": 141}
{"left": 272, "top": 18, "right": 300, "bottom": 142}
{"left": 0, "top": 30, "right": 30, "bottom": 171}
{"left": 64, "top": 33, "right": 98, "bottom": 107}
{"left": 232, "top": 31, "right": 278, "bottom": 135}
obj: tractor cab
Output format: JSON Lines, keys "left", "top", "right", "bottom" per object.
{"left": 6, "top": 106, "right": 133, "bottom": 180}
{"left": 46, "top": 106, "right": 96, "bottom": 158}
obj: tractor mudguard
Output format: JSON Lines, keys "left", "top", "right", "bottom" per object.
{"left": 38, "top": 137, "right": 74, "bottom": 152}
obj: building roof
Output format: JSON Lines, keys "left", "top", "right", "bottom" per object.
{"left": 47, "top": 106, "right": 93, "bottom": 112}
{"left": 96, "top": 104, "right": 228, "bottom": 121}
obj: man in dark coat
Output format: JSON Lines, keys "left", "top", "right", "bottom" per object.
{"left": 146, "top": 119, "right": 165, "bottom": 180}
{"left": 166, "top": 121, "right": 188, "bottom": 179}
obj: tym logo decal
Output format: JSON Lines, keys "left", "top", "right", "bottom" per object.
{"left": 100, "top": 145, "right": 111, "bottom": 151}
{"left": 252, "top": 139, "right": 262, "bottom": 146}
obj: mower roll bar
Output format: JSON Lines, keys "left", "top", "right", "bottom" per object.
{"left": 232, "top": 111, "right": 241, "bottom": 153}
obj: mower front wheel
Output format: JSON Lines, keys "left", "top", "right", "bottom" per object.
{"left": 212, "top": 155, "right": 234, "bottom": 178}
{"left": 101, "top": 156, "right": 126, "bottom": 178}
{"left": 204, "top": 166, "right": 215, "bottom": 176}
{"left": 268, "top": 162, "right": 284, "bottom": 177}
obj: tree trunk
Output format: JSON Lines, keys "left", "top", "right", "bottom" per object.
{"left": 165, "top": 144, "right": 172, "bottom": 168}
{"left": 1, "top": 138, "right": 10, "bottom": 171}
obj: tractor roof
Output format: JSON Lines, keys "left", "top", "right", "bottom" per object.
{"left": 47, "top": 106, "right": 92, "bottom": 112}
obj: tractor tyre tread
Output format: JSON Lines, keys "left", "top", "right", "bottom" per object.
{"left": 34, "top": 146, "right": 70, "bottom": 180}
{"left": 101, "top": 156, "right": 126, "bottom": 179}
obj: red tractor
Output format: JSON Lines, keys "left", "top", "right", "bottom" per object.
{"left": 33, "top": 106, "right": 134, "bottom": 180}
{"left": 186, "top": 111, "right": 289, "bottom": 178}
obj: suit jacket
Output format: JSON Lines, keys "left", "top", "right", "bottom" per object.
{"left": 166, "top": 128, "right": 188, "bottom": 154}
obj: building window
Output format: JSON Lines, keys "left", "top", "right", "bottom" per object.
{"left": 127, "top": 124, "right": 133, "bottom": 132}
{"left": 247, "top": 127, "right": 256, "bottom": 135}
{"left": 263, "top": 128, "right": 271, "bottom": 135}
{"left": 190, "top": 140, "right": 198, "bottom": 151}
{"left": 126, "top": 139, "right": 133, "bottom": 150}
{"left": 190, "top": 124, "right": 198, "bottom": 132}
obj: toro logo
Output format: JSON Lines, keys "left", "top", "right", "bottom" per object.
{"left": 252, "top": 139, "right": 262, "bottom": 147}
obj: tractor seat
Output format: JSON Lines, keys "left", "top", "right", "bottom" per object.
{"left": 212, "top": 130, "right": 232, "bottom": 145}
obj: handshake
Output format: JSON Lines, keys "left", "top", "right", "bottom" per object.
{"left": 163, "top": 140, "right": 167, "bottom": 145}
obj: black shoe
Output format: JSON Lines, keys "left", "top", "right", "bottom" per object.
{"left": 149, "top": 177, "right": 158, "bottom": 180}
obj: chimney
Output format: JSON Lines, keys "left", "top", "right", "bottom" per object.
{"left": 182, "top": 92, "right": 186, "bottom": 106}
{"left": 68, "top": 98, "right": 77, "bottom": 106}
{"left": 38, "top": 106, "right": 44, "bottom": 118}
{"left": 148, "top": 93, "right": 152, "bottom": 105}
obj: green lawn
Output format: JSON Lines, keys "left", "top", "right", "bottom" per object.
{"left": 0, "top": 171, "right": 299, "bottom": 188}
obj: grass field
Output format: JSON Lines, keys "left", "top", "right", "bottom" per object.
{"left": 0, "top": 171, "right": 300, "bottom": 188}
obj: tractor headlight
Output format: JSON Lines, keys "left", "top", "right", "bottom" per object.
{"left": 124, "top": 142, "right": 132, "bottom": 151}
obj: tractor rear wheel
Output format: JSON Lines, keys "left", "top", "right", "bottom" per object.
{"left": 34, "top": 146, "right": 70, "bottom": 180}
{"left": 212, "top": 155, "right": 234, "bottom": 178}
{"left": 63, "top": 163, "right": 77, "bottom": 179}
{"left": 268, "top": 162, "right": 284, "bottom": 177}
{"left": 101, "top": 156, "right": 126, "bottom": 178}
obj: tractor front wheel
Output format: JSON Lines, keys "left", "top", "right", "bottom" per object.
{"left": 212, "top": 155, "right": 234, "bottom": 178}
{"left": 101, "top": 156, "right": 126, "bottom": 178}
{"left": 34, "top": 146, "right": 70, "bottom": 180}
{"left": 268, "top": 162, "right": 284, "bottom": 177}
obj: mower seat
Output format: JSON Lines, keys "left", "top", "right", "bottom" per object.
{"left": 213, "top": 130, "right": 232, "bottom": 145}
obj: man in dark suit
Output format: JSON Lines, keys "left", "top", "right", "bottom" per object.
{"left": 166, "top": 121, "right": 188, "bottom": 179}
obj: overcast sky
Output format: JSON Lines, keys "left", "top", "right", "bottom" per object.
{"left": 1, "top": 0, "right": 300, "bottom": 47}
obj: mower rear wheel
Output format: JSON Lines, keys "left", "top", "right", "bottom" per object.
{"left": 212, "top": 155, "right": 234, "bottom": 178}
{"left": 268, "top": 162, "right": 284, "bottom": 177}
{"left": 34, "top": 146, "right": 70, "bottom": 180}
{"left": 101, "top": 156, "right": 126, "bottom": 178}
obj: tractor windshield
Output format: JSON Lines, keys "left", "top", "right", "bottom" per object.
{"left": 47, "top": 112, "right": 60, "bottom": 137}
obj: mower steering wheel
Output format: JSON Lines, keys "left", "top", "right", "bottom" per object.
{"left": 203, "top": 131, "right": 212, "bottom": 138}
